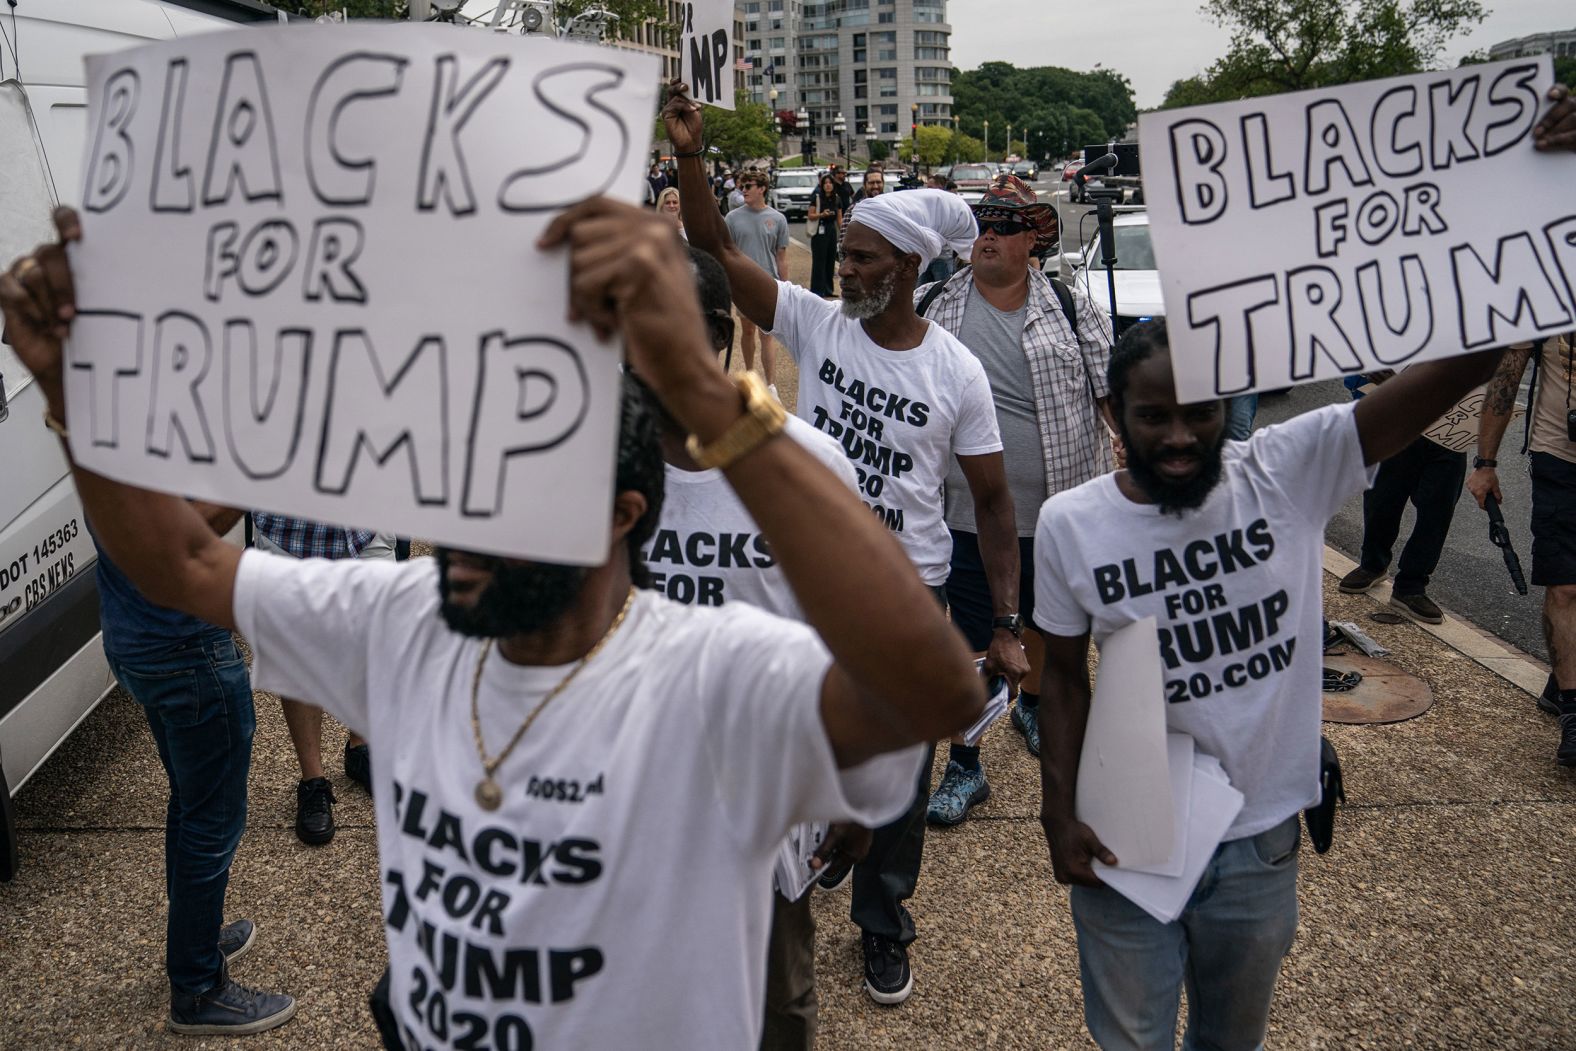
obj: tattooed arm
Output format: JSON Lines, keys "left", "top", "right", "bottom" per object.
{"left": 1467, "top": 344, "right": 1535, "bottom": 509}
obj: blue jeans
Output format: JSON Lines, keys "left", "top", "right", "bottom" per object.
{"left": 1069, "top": 815, "right": 1301, "bottom": 1051}
{"left": 1225, "top": 394, "right": 1259, "bottom": 442}
{"left": 108, "top": 632, "right": 255, "bottom": 997}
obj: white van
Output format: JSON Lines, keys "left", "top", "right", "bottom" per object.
{"left": 0, "top": 0, "right": 286, "bottom": 880}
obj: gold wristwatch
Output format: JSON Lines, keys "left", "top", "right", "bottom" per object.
{"left": 685, "top": 372, "right": 787, "bottom": 470}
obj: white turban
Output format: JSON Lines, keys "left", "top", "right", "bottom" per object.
{"left": 847, "top": 189, "right": 976, "bottom": 268}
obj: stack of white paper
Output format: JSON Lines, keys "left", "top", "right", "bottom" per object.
{"left": 961, "top": 664, "right": 1012, "bottom": 747}
{"left": 1076, "top": 617, "right": 1174, "bottom": 869}
{"left": 773, "top": 822, "right": 829, "bottom": 900}
{"left": 1094, "top": 747, "right": 1245, "bottom": 924}
{"left": 1074, "top": 617, "right": 1246, "bottom": 923}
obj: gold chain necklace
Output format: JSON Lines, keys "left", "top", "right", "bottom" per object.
{"left": 469, "top": 587, "right": 637, "bottom": 811}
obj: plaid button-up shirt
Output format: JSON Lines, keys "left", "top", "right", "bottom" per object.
{"left": 251, "top": 513, "right": 374, "bottom": 560}
{"left": 916, "top": 265, "right": 1115, "bottom": 497}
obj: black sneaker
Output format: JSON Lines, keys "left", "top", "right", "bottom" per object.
{"left": 218, "top": 919, "right": 255, "bottom": 964}
{"left": 1538, "top": 674, "right": 1560, "bottom": 717}
{"left": 169, "top": 971, "right": 297, "bottom": 1036}
{"left": 860, "top": 931, "right": 913, "bottom": 1005}
{"left": 1559, "top": 710, "right": 1576, "bottom": 768}
{"left": 1338, "top": 566, "right": 1386, "bottom": 594}
{"left": 344, "top": 742, "right": 373, "bottom": 796}
{"left": 295, "top": 777, "right": 336, "bottom": 846}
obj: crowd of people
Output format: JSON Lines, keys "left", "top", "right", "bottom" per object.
{"left": 1, "top": 77, "right": 1573, "bottom": 1051}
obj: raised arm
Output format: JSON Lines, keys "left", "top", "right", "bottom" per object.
{"left": 1037, "top": 631, "right": 1116, "bottom": 885}
{"left": 1352, "top": 349, "right": 1503, "bottom": 466}
{"left": 662, "top": 82, "right": 781, "bottom": 331}
{"left": 1467, "top": 343, "right": 1534, "bottom": 509}
{"left": 541, "top": 198, "right": 982, "bottom": 768}
{"left": 0, "top": 209, "right": 240, "bottom": 629}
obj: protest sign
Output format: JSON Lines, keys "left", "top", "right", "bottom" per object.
{"left": 1139, "top": 57, "right": 1575, "bottom": 403}
{"left": 64, "top": 25, "right": 659, "bottom": 564}
{"left": 678, "top": 0, "right": 736, "bottom": 110}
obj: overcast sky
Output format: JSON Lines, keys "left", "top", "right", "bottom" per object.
{"left": 949, "top": 1, "right": 1574, "bottom": 110}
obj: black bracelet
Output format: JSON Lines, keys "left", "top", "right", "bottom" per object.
{"left": 1473, "top": 457, "right": 1497, "bottom": 469}
{"left": 673, "top": 146, "right": 706, "bottom": 158}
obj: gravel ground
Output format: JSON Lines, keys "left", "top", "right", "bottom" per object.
{"left": 2, "top": 245, "right": 1573, "bottom": 1048}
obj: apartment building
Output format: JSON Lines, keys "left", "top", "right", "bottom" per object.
{"left": 743, "top": 0, "right": 952, "bottom": 163}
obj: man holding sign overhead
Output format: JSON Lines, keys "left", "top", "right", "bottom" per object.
{"left": 1035, "top": 80, "right": 1575, "bottom": 1051}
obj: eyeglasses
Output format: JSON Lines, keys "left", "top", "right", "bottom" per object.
{"left": 977, "top": 218, "right": 1031, "bottom": 237}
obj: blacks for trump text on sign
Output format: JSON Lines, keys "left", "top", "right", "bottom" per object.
{"left": 64, "top": 25, "right": 658, "bottom": 564}
{"left": 1138, "top": 57, "right": 1574, "bottom": 403}
{"left": 678, "top": 0, "right": 736, "bottom": 110}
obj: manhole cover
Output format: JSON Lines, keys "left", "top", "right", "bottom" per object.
{"left": 1321, "top": 653, "right": 1433, "bottom": 724}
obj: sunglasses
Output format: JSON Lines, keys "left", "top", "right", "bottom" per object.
{"left": 977, "top": 218, "right": 1031, "bottom": 237}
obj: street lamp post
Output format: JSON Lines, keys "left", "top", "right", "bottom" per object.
{"left": 833, "top": 111, "right": 847, "bottom": 165}
{"left": 982, "top": 119, "right": 989, "bottom": 162}
{"left": 1006, "top": 121, "right": 1013, "bottom": 160}
{"left": 949, "top": 112, "right": 959, "bottom": 165}
{"left": 796, "top": 105, "right": 811, "bottom": 165}
{"left": 769, "top": 88, "right": 781, "bottom": 160}
{"left": 910, "top": 102, "right": 919, "bottom": 171}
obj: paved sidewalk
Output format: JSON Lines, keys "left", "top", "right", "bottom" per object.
{"left": 3, "top": 247, "right": 1573, "bottom": 1048}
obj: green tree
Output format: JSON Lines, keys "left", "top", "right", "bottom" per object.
{"left": 913, "top": 125, "right": 954, "bottom": 166}
{"left": 952, "top": 61, "right": 1137, "bottom": 150}
{"left": 868, "top": 139, "right": 892, "bottom": 163}
{"left": 1161, "top": 0, "right": 1487, "bottom": 108}
{"left": 653, "top": 91, "right": 776, "bottom": 165}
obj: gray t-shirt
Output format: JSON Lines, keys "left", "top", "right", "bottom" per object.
{"left": 944, "top": 284, "right": 1048, "bottom": 536}
{"left": 726, "top": 205, "right": 790, "bottom": 279}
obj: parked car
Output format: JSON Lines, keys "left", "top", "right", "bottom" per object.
{"left": 1058, "top": 212, "right": 1163, "bottom": 338}
{"left": 769, "top": 168, "right": 820, "bottom": 221}
{"left": 949, "top": 162, "right": 995, "bottom": 204}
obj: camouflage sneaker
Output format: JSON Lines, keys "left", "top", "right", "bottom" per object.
{"left": 925, "top": 761, "right": 990, "bottom": 827}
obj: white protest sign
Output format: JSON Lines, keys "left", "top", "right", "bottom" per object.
{"left": 1139, "top": 56, "right": 1576, "bottom": 403}
{"left": 678, "top": 0, "right": 736, "bottom": 110}
{"left": 65, "top": 25, "right": 659, "bottom": 564}
{"left": 1422, "top": 387, "right": 1524, "bottom": 452}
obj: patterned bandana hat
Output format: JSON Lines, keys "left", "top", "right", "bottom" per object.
{"left": 971, "top": 173, "right": 1058, "bottom": 254}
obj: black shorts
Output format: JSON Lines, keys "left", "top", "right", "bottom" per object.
{"left": 1530, "top": 452, "right": 1576, "bottom": 587}
{"left": 944, "top": 530, "right": 1037, "bottom": 652}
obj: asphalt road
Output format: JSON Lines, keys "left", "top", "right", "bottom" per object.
{"left": 1254, "top": 380, "right": 1548, "bottom": 663}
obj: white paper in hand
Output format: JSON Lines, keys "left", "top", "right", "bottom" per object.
{"left": 1075, "top": 616, "right": 1172, "bottom": 869}
{"left": 961, "top": 660, "right": 1011, "bottom": 747}
{"left": 773, "top": 822, "right": 828, "bottom": 900}
{"left": 1116, "top": 733, "right": 1195, "bottom": 878}
{"left": 1094, "top": 752, "right": 1245, "bottom": 924}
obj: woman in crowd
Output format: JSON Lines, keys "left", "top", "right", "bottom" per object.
{"left": 807, "top": 172, "right": 840, "bottom": 298}
{"left": 656, "top": 186, "right": 685, "bottom": 239}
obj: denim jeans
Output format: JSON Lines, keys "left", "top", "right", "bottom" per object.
{"left": 1225, "top": 394, "right": 1260, "bottom": 442}
{"left": 108, "top": 632, "right": 255, "bottom": 997}
{"left": 1069, "top": 815, "right": 1301, "bottom": 1051}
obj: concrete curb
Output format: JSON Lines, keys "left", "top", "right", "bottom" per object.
{"left": 1322, "top": 544, "right": 1549, "bottom": 696}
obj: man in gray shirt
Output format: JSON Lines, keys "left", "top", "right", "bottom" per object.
{"left": 724, "top": 169, "right": 790, "bottom": 393}
{"left": 915, "top": 174, "right": 1115, "bottom": 826}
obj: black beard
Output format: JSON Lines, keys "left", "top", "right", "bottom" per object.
{"left": 1120, "top": 424, "right": 1226, "bottom": 518}
{"left": 436, "top": 548, "right": 589, "bottom": 638}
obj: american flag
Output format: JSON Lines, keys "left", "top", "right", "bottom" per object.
{"left": 735, "top": 57, "right": 753, "bottom": 70}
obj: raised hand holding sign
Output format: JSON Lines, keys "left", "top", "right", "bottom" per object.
{"left": 62, "top": 25, "right": 658, "bottom": 564}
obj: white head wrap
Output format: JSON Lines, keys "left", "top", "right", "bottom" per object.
{"left": 846, "top": 189, "right": 976, "bottom": 268}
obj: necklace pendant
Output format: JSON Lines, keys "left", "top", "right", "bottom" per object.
{"left": 475, "top": 777, "right": 504, "bottom": 811}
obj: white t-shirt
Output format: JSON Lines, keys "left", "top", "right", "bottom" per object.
{"left": 771, "top": 280, "right": 1004, "bottom": 585}
{"left": 1033, "top": 404, "right": 1374, "bottom": 840}
{"left": 643, "top": 415, "right": 858, "bottom": 618}
{"left": 234, "top": 553, "right": 924, "bottom": 1050}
